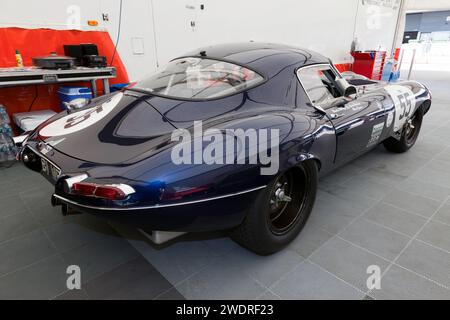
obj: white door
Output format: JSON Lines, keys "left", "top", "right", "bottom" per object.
{"left": 151, "top": 0, "right": 198, "bottom": 67}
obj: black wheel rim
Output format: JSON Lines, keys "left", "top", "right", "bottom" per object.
{"left": 267, "top": 168, "right": 309, "bottom": 235}
{"left": 405, "top": 113, "right": 421, "bottom": 145}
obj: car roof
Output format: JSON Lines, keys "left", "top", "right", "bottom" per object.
{"left": 178, "top": 42, "right": 330, "bottom": 76}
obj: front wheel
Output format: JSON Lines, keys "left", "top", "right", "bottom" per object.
{"left": 231, "top": 161, "right": 318, "bottom": 255}
{"left": 383, "top": 107, "right": 423, "bottom": 153}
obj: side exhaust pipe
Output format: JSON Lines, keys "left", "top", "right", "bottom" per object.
{"left": 139, "top": 228, "right": 186, "bottom": 245}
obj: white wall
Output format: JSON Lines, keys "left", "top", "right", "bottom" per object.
{"left": 0, "top": 0, "right": 401, "bottom": 81}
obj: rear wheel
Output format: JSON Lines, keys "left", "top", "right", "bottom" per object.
{"left": 384, "top": 107, "right": 423, "bottom": 153}
{"left": 231, "top": 161, "right": 318, "bottom": 255}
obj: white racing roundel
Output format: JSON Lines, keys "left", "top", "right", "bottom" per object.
{"left": 384, "top": 85, "right": 416, "bottom": 132}
{"left": 39, "top": 93, "right": 123, "bottom": 137}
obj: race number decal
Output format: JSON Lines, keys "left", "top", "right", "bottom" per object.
{"left": 384, "top": 85, "right": 416, "bottom": 132}
{"left": 39, "top": 93, "right": 123, "bottom": 137}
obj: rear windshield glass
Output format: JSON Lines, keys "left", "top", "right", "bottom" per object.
{"left": 133, "top": 57, "right": 264, "bottom": 100}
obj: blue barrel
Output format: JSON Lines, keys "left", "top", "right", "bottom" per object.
{"left": 58, "top": 86, "right": 93, "bottom": 110}
{"left": 110, "top": 83, "right": 129, "bottom": 92}
{"left": 381, "top": 59, "right": 394, "bottom": 82}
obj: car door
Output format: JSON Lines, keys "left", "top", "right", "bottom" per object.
{"left": 297, "top": 64, "right": 388, "bottom": 165}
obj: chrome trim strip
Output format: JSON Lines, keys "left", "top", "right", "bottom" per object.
{"left": 52, "top": 185, "right": 266, "bottom": 211}
{"left": 296, "top": 63, "right": 340, "bottom": 107}
{"left": 64, "top": 174, "right": 89, "bottom": 191}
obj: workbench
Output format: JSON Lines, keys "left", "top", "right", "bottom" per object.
{"left": 0, "top": 66, "right": 117, "bottom": 96}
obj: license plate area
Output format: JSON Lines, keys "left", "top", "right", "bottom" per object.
{"left": 40, "top": 157, "right": 61, "bottom": 183}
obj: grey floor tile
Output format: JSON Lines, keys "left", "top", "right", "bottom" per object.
{"left": 350, "top": 147, "right": 388, "bottom": 170}
{"left": 417, "top": 221, "right": 450, "bottom": 252}
{"left": 0, "top": 194, "right": 29, "bottom": 218}
{"left": 435, "top": 149, "right": 450, "bottom": 164}
{"left": 396, "top": 178, "right": 450, "bottom": 203}
{"left": 370, "top": 265, "right": 450, "bottom": 300}
{"left": 270, "top": 261, "right": 364, "bottom": 300}
{"left": 20, "top": 187, "right": 64, "bottom": 227}
{"left": 132, "top": 239, "right": 221, "bottom": 285}
{"left": 202, "top": 237, "right": 241, "bottom": 257}
{"left": 61, "top": 236, "right": 139, "bottom": 283}
{"left": 0, "top": 181, "right": 21, "bottom": 198}
{"left": 154, "top": 287, "right": 185, "bottom": 300}
{"left": 428, "top": 158, "right": 450, "bottom": 173}
{"left": 343, "top": 176, "right": 394, "bottom": 200}
{"left": 45, "top": 215, "right": 119, "bottom": 253}
{"left": 340, "top": 218, "right": 410, "bottom": 261}
{"left": 362, "top": 167, "right": 408, "bottom": 187}
{"left": 397, "top": 240, "right": 450, "bottom": 287}
{"left": 412, "top": 165, "right": 450, "bottom": 189}
{"left": 433, "top": 202, "right": 450, "bottom": 225}
{"left": 0, "top": 230, "right": 56, "bottom": 277}
{"left": 307, "top": 191, "right": 365, "bottom": 235}
{"left": 287, "top": 223, "right": 333, "bottom": 258}
{"left": 364, "top": 202, "right": 427, "bottom": 236}
{"left": 55, "top": 289, "right": 90, "bottom": 300}
{"left": 310, "top": 237, "right": 390, "bottom": 292}
{"left": 224, "top": 248, "right": 304, "bottom": 288}
{"left": 319, "top": 164, "right": 365, "bottom": 186}
{"left": 317, "top": 183, "right": 379, "bottom": 211}
{"left": 0, "top": 211, "right": 39, "bottom": 243}
{"left": 175, "top": 258, "right": 266, "bottom": 300}
{"left": 1, "top": 163, "right": 32, "bottom": 182}
{"left": 382, "top": 190, "right": 441, "bottom": 218}
{"left": 0, "top": 254, "right": 67, "bottom": 299}
{"left": 257, "top": 290, "right": 281, "bottom": 300}
{"left": 84, "top": 256, "right": 173, "bottom": 300}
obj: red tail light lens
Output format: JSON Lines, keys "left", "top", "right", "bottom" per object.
{"left": 72, "top": 183, "right": 96, "bottom": 196}
{"left": 161, "top": 185, "right": 211, "bottom": 201}
{"left": 71, "top": 182, "right": 133, "bottom": 200}
{"left": 94, "top": 185, "right": 126, "bottom": 200}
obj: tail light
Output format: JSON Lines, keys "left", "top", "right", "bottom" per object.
{"left": 161, "top": 185, "right": 211, "bottom": 201}
{"left": 71, "top": 182, "right": 135, "bottom": 200}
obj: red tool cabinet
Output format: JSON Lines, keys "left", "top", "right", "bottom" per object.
{"left": 351, "top": 51, "right": 386, "bottom": 80}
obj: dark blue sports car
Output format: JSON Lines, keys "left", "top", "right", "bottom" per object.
{"left": 19, "top": 43, "right": 431, "bottom": 255}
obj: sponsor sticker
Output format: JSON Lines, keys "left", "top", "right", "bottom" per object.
{"left": 367, "top": 122, "right": 385, "bottom": 147}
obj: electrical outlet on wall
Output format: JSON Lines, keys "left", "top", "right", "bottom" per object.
{"left": 132, "top": 37, "right": 145, "bottom": 55}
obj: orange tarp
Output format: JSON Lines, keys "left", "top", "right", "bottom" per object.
{"left": 0, "top": 27, "right": 129, "bottom": 121}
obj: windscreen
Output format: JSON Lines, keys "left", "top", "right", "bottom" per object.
{"left": 133, "top": 57, "right": 264, "bottom": 100}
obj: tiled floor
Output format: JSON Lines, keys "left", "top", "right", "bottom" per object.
{"left": 1, "top": 68, "right": 450, "bottom": 299}
{"left": 0, "top": 165, "right": 183, "bottom": 300}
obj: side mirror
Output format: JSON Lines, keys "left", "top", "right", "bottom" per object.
{"left": 335, "top": 78, "right": 357, "bottom": 97}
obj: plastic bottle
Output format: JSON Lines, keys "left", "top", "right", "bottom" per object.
{"left": 15, "top": 49, "right": 24, "bottom": 67}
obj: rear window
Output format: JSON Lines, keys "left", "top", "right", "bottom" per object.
{"left": 133, "top": 57, "right": 264, "bottom": 100}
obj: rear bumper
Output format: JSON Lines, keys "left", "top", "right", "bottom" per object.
{"left": 21, "top": 139, "right": 266, "bottom": 232}
{"left": 52, "top": 186, "right": 265, "bottom": 232}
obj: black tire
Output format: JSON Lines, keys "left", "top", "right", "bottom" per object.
{"left": 383, "top": 107, "right": 423, "bottom": 153}
{"left": 231, "top": 161, "right": 318, "bottom": 255}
